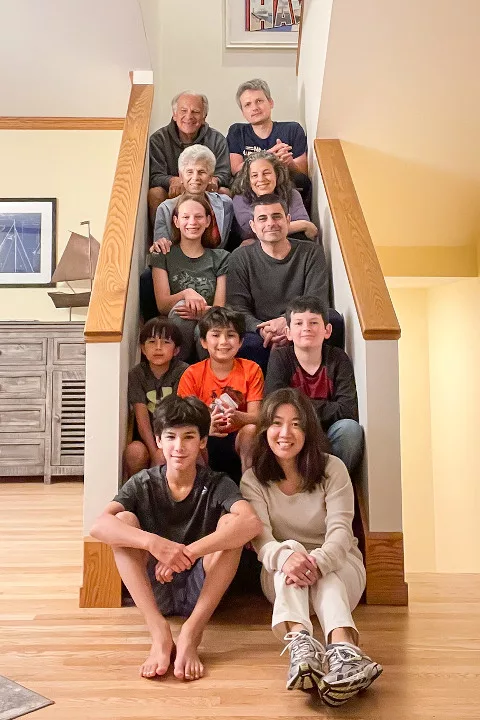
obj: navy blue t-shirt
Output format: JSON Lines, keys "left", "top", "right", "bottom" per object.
{"left": 227, "top": 121, "right": 307, "bottom": 160}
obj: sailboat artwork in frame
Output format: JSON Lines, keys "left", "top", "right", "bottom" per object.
{"left": 48, "top": 220, "right": 100, "bottom": 316}
{"left": 0, "top": 198, "right": 56, "bottom": 287}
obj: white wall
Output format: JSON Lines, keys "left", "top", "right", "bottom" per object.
{"left": 317, "top": 0, "right": 480, "bottom": 179}
{"left": 296, "top": 0, "right": 334, "bottom": 163}
{"left": 313, "top": 165, "right": 403, "bottom": 533}
{"left": 140, "top": 0, "right": 301, "bottom": 135}
{"left": 0, "top": 130, "right": 121, "bottom": 321}
{"left": 1, "top": 1, "right": 150, "bottom": 117}
{"left": 83, "top": 153, "right": 149, "bottom": 534}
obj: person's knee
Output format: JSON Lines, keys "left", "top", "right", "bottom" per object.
{"left": 115, "top": 510, "right": 141, "bottom": 528}
{"left": 329, "top": 419, "right": 362, "bottom": 443}
{"left": 124, "top": 441, "right": 150, "bottom": 474}
{"left": 236, "top": 424, "right": 257, "bottom": 449}
{"left": 148, "top": 186, "right": 167, "bottom": 207}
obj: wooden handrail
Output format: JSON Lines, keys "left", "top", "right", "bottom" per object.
{"left": 0, "top": 117, "right": 124, "bottom": 130}
{"left": 85, "top": 82, "right": 153, "bottom": 343}
{"left": 315, "top": 139, "right": 401, "bottom": 340}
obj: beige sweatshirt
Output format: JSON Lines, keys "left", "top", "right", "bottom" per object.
{"left": 240, "top": 455, "right": 363, "bottom": 577}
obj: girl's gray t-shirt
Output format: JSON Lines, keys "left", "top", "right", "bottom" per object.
{"left": 148, "top": 245, "right": 229, "bottom": 306}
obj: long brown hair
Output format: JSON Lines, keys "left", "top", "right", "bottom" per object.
{"left": 171, "top": 193, "right": 213, "bottom": 246}
{"left": 252, "top": 388, "right": 329, "bottom": 492}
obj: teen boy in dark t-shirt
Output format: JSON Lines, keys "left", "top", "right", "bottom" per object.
{"left": 91, "top": 395, "right": 261, "bottom": 681}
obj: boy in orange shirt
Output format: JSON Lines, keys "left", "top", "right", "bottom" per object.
{"left": 177, "top": 307, "right": 263, "bottom": 482}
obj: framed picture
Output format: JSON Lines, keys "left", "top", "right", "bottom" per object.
{"left": 225, "top": 0, "right": 302, "bottom": 49}
{"left": 0, "top": 198, "right": 56, "bottom": 287}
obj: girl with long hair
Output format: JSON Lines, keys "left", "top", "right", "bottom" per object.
{"left": 240, "top": 388, "right": 381, "bottom": 706}
{"left": 149, "top": 194, "right": 229, "bottom": 360}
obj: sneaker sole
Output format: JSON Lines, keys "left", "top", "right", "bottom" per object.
{"left": 286, "top": 662, "right": 324, "bottom": 692}
{"left": 319, "top": 664, "right": 383, "bottom": 706}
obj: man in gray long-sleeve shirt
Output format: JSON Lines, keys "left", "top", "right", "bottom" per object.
{"left": 227, "top": 193, "right": 329, "bottom": 372}
{"left": 148, "top": 91, "right": 231, "bottom": 224}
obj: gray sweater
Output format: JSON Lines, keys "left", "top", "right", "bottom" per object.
{"left": 149, "top": 119, "right": 231, "bottom": 191}
{"left": 226, "top": 238, "right": 329, "bottom": 333}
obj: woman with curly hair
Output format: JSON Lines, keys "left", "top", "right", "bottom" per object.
{"left": 232, "top": 151, "right": 318, "bottom": 242}
{"left": 240, "top": 388, "right": 382, "bottom": 706}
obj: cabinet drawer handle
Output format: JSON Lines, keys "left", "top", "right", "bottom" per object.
{"left": 54, "top": 414, "right": 61, "bottom": 423}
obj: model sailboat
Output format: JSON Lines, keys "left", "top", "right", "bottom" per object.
{"left": 48, "top": 220, "right": 100, "bottom": 311}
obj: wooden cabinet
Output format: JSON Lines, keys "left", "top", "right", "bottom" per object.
{"left": 0, "top": 322, "right": 85, "bottom": 483}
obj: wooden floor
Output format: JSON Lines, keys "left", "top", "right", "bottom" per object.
{"left": 1, "top": 483, "right": 480, "bottom": 720}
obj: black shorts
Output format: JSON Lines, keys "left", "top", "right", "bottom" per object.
{"left": 147, "top": 558, "right": 205, "bottom": 617}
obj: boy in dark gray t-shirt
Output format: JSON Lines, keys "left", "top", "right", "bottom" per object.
{"left": 126, "top": 318, "right": 188, "bottom": 477}
{"left": 91, "top": 395, "right": 261, "bottom": 682}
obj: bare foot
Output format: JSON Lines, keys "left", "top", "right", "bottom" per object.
{"left": 174, "top": 629, "right": 204, "bottom": 681}
{"left": 140, "top": 620, "right": 174, "bottom": 679}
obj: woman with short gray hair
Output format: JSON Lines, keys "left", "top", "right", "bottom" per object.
{"left": 152, "top": 145, "right": 233, "bottom": 252}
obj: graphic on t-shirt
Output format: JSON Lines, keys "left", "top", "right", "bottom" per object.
{"left": 146, "top": 387, "right": 173, "bottom": 415}
{"left": 209, "top": 386, "right": 245, "bottom": 412}
{"left": 243, "top": 145, "right": 263, "bottom": 156}
{"left": 171, "top": 270, "right": 216, "bottom": 305}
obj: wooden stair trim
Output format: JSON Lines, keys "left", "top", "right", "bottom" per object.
{"left": 84, "top": 81, "right": 153, "bottom": 343}
{"left": 314, "top": 139, "right": 401, "bottom": 340}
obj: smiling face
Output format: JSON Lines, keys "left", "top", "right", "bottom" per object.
{"left": 250, "top": 201, "right": 290, "bottom": 245}
{"left": 249, "top": 158, "right": 277, "bottom": 196}
{"left": 180, "top": 161, "right": 212, "bottom": 194}
{"left": 239, "top": 89, "right": 274, "bottom": 126}
{"left": 141, "top": 334, "right": 179, "bottom": 369}
{"left": 173, "top": 94, "right": 206, "bottom": 139}
{"left": 266, "top": 403, "right": 305, "bottom": 463}
{"left": 173, "top": 199, "right": 211, "bottom": 242}
{"left": 157, "top": 425, "right": 206, "bottom": 472}
{"left": 200, "top": 325, "right": 242, "bottom": 364}
{"left": 286, "top": 311, "right": 332, "bottom": 351}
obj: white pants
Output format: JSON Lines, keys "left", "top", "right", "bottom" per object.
{"left": 261, "top": 553, "right": 366, "bottom": 643}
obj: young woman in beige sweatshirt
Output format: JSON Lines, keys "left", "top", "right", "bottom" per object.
{"left": 240, "top": 388, "right": 382, "bottom": 706}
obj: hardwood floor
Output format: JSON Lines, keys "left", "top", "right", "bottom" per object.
{"left": 1, "top": 482, "right": 479, "bottom": 719}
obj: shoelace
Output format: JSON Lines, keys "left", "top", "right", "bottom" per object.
{"left": 281, "top": 631, "right": 325, "bottom": 664}
{"left": 324, "top": 644, "right": 362, "bottom": 673}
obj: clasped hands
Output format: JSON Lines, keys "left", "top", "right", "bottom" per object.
{"left": 268, "top": 139, "right": 294, "bottom": 167}
{"left": 281, "top": 551, "right": 319, "bottom": 587}
{"left": 257, "top": 316, "right": 289, "bottom": 349}
{"left": 149, "top": 534, "right": 196, "bottom": 585}
{"left": 209, "top": 404, "right": 239, "bottom": 438}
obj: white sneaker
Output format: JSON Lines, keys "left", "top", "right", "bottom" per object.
{"left": 281, "top": 630, "right": 325, "bottom": 691}
{"left": 318, "top": 642, "right": 382, "bottom": 706}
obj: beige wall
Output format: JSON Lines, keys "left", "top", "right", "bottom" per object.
{"left": 390, "top": 280, "right": 480, "bottom": 573}
{"left": 140, "top": 0, "right": 301, "bottom": 136}
{"left": 428, "top": 278, "right": 480, "bottom": 572}
{"left": 389, "top": 288, "right": 436, "bottom": 572}
{"left": 341, "top": 142, "right": 480, "bottom": 251}
{"left": 0, "top": 130, "right": 121, "bottom": 322}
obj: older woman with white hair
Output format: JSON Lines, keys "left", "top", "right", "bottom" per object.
{"left": 152, "top": 145, "right": 234, "bottom": 252}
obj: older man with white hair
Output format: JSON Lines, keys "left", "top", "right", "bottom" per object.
{"left": 148, "top": 91, "right": 231, "bottom": 223}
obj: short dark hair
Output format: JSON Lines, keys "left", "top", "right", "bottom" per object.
{"left": 153, "top": 394, "right": 211, "bottom": 439}
{"left": 286, "top": 296, "right": 330, "bottom": 326}
{"left": 251, "top": 193, "right": 288, "bottom": 217}
{"left": 139, "top": 317, "right": 183, "bottom": 348}
{"left": 198, "top": 306, "right": 246, "bottom": 340}
{"left": 252, "top": 388, "right": 329, "bottom": 492}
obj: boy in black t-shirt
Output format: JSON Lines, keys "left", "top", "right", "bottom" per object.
{"left": 265, "top": 296, "right": 364, "bottom": 473}
{"left": 91, "top": 395, "right": 261, "bottom": 681}
{"left": 125, "top": 318, "right": 188, "bottom": 476}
